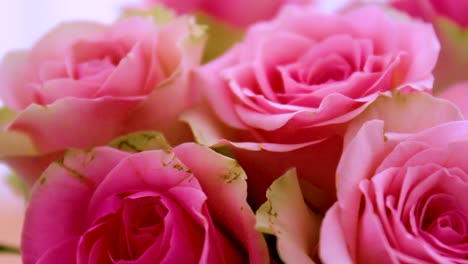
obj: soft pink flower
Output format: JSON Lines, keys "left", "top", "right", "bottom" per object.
{"left": 321, "top": 119, "right": 468, "bottom": 263}
{"left": 186, "top": 5, "right": 439, "bottom": 207}
{"left": 0, "top": 14, "right": 205, "bottom": 184}
{"left": 252, "top": 92, "right": 462, "bottom": 263}
{"left": 21, "top": 142, "right": 269, "bottom": 264}
{"left": 144, "top": 0, "right": 311, "bottom": 28}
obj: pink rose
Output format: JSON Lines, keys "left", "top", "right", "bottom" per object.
{"left": 0, "top": 13, "right": 205, "bottom": 184}
{"left": 186, "top": 5, "right": 439, "bottom": 207}
{"left": 320, "top": 100, "right": 468, "bottom": 263}
{"left": 254, "top": 92, "right": 462, "bottom": 263}
{"left": 21, "top": 136, "right": 269, "bottom": 263}
{"left": 143, "top": 0, "right": 311, "bottom": 28}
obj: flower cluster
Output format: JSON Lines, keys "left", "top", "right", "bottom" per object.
{"left": 2, "top": 1, "right": 468, "bottom": 263}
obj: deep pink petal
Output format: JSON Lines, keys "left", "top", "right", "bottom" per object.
{"left": 174, "top": 143, "right": 270, "bottom": 263}
{"left": 21, "top": 147, "right": 130, "bottom": 264}
{"left": 86, "top": 150, "right": 194, "bottom": 225}
{"left": 35, "top": 238, "right": 79, "bottom": 264}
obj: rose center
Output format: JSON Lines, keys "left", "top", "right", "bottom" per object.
{"left": 289, "top": 54, "right": 352, "bottom": 86}
{"left": 419, "top": 194, "right": 468, "bottom": 245}
{"left": 70, "top": 39, "right": 127, "bottom": 80}
{"left": 80, "top": 193, "right": 168, "bottom": 262}
{"left": 128, "top": 198, "right": 167, "bottom": 236}
{"left": 75, "top": 56, "right": 116, "bottom": 79}
{"left": 427, "top": 211, "right": 467, "bottom": 244}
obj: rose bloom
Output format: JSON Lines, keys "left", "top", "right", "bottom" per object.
{"left": 143, "top": 0, "right": 312, "bottom": 28}
{"left": 0, "top": 13, "right": 204, "bottom": 184}
{"left": 320, "top": 117, "right": 468, "bottom": 263}
{"left": 21, "top": 142, "right": 269, "bottom": 264}
{"left": 187, "top": 5, "right": 439, "bottom": 206}
{"left": 253, "top": 92, "right": 462, "bottom": 264}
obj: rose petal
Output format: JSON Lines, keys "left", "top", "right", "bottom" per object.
{"left": 35, "top": 238, "right": 79, "bottom": 264}
{"left": 21, "top": 147, "right": 130, "bottom": 264}
{"left": 336, "top": 120, "right": 394, "bottom": 258}
{"left": 357, "top": 180, "right": 397, "bottom": 264}
{"left": 8, "top": 96, "right": 144, "bottom": 153}
{"left": 319, "top": 204, "right": 353, "bottom": 264}
{"left": 345, "top": 92, "right": 463, "bottom": 146}
{"left": 86, "top": 150, "right": 193, "bottom": 225}
{"left": 174, "top": 143, "right": 270, "bottom": 264}
{"left": 196, "top": 49, "right": 248, "bottom": 129}
{"left": 27, "top": 21, "right": 108, "bottom": 68}
{"left": 256, "top": 169, "right": 320, "bottom": 264}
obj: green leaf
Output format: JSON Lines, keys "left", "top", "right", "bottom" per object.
{"left": 194, "top": 12, "right": 244, "bottom": 62}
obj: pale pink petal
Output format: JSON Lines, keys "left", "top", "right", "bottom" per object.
{"left": 345, "top": 92, "right": 463, "bottom": 146}
{"left": 8, "top": 96, "right": 144, "bottom": 153}
{"left": 357, "top": 180, "right": 397, "bottom": 264}
{"left": 319, "top": 204, "right": 353, "bottom": 264}
{"left": 36, "top": 79, "right": 100, "bottom": 104}
{"left": 336, "top": 120, "right": 394, "bottom": 258}
{"left": 98, "top": 42, "right": 148, "bottom": 97}
{"left": 181, "top": 103, "right": 244, "bottom": 147}
{"left": 375, "top": 141, "right": 429, "bottom": 173}
{"left": 197, "top": 49, "right": 248, "bottom": 129}
{"left": 407, "top": 121, "right": 468, "bottom": 148}
{"left": 123, "top": 71, "right": 198, "bottom": 145}
{"left": 27, "top": 21, "right": 108, "bottom": 68}
{"left": 256, "top": 169, "right": 320, "bottom": 264}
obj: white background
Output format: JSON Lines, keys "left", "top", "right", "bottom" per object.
{"left": 0, "top": 0, "right": 135, "bottom": 56}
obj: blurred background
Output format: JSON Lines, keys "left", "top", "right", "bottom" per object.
{"left": 0, "top": 0, "right": 134, "bottom": 262}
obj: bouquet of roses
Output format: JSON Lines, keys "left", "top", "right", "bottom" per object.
{"left": 1, "top": 0, "right": 468, "bottom": 263}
